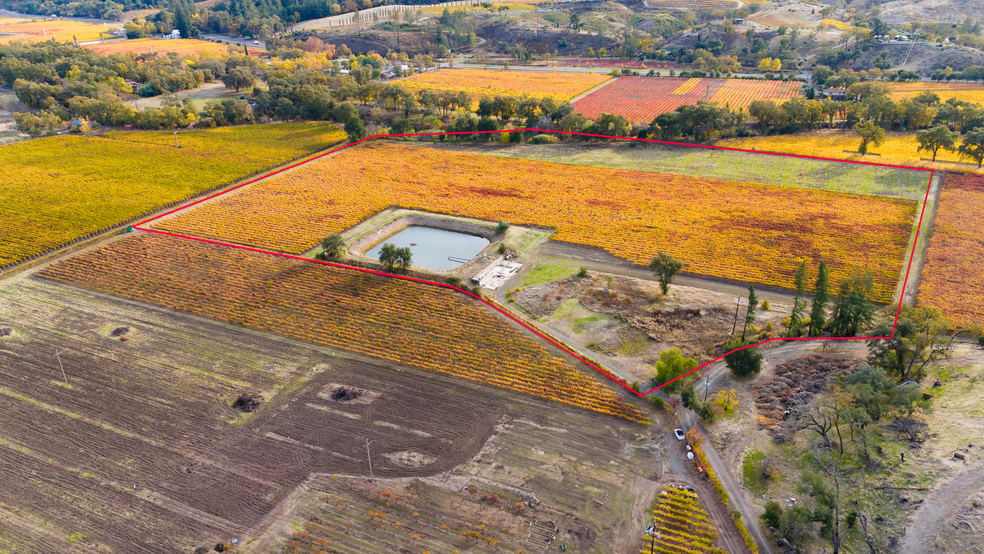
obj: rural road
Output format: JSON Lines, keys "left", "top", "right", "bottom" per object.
{"left": 681, "top": 408, "right": 775, "bottom": 554}
{"left": 899, "top": 466, "right": 984, "bottom": 554}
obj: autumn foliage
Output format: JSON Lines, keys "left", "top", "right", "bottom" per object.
{"left": 574, "top": 76, "right": 802, "bottom": 123}
{"left": 157, "top": 142, "right": 915, "bottom": 302}
{"left": 400, "top": 68, "right": 609, "bottom": 109}
{"left": 917, "top": 172, "right": 984, "bottom": 327}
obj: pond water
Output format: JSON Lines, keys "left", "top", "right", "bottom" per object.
{"left": 366, "top": 226, "right": 490, "bottom": 271}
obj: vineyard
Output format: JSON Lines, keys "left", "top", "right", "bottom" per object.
{"left": 573, "top": 76, "right": 802, "bottom": 123}
{"left": 642, "top": 486, "right": 728, "bottom": 554}
{"left": 0, "top": 18, "right": 116, "bottom": 43}
{"left": 886, "top": 82, "right": 984, "bottom": 105}
{"left": 399, "top": 68, "right": 610, "bottom": 108}
{"left": 0, "top": 123, "right": 345, "bottom": 267}
{"left": 83, "top": 38, "right": 242, "bottom": 57}
{"left": 155, "top": 142, "right": 916, "bottom": 302}
{"left": 39, "top": 233, "right": 648, "bottom": 422}
{"left": 561, "top": 58, "right": 677, "bottom": 69}
{"left": 718, "top": 130, "right": 984, "bottom": 173}
{"left": 917, "top": 173, "right": 984, "bottom": 327}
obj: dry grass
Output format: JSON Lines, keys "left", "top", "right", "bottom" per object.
{"left": 0, "top": 19, "right": 116, "bottom": 44}
{"left": 83, "top": 38, "right": 234, "bottom": 57}
{"left": 399, "top": 68, "right": 609, "bottom": 109}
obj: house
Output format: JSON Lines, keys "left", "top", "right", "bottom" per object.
{"left": 162, "top": 29, "right": 181, "bottom": 39}
{"left": 732, "top": 18, "right": 744, "bottom": 24}
{"left": 823, "top": 87, "right": 848, "bottom": 100}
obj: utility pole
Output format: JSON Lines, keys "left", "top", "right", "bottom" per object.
{"left": 730, "top": 296, "right": 741, "bottom": 336}
{"left": 365, "top": 438, "right": 373, "bottom": 479}
{"left": 173, "top": 131, "right": 179, "bottom": 148}
{"left": 54, "top": 349, "right": 68, "bottom": 384}
{"left": 703, "top": 376, "right": 710, "bottom": 403}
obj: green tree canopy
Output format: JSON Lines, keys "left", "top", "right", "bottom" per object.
{"left": 916, "top": 125, "right": 957, "bottom": 162}
{"left": 647, "top": 251, "right": 684, "bottom": 295}
{"left": 853, "top": 121, "right": 886, "bottom": 154}
{"left": 653, "top": 348, "right": 699, "bottom": 390}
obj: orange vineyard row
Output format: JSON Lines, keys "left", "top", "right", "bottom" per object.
{"left": 917, "top": 173, "right": 984, "bottom": 327}
{"left": 157, "top": 142, "right": 916, "bottom": 302}
{"left": 39, "top": 233, "right": 648, "bottom": 423}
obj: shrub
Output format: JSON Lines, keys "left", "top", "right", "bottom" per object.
{"left": 762, "top": 298, "right": 770, "bottom": 310}
{"left": 761, "top": 501, "right": 783, "bottom": 530}
{"left": 497, "top": 242, "right": 507, "bottom": 254}
{"left": 649, "top": 395, "right": 669, "bottom": 411}
{"left": 495, "top": 220, "right": 510, "bottom": 233}
{"left": 846, "top": 510, "right": 858, "bottom": 529}
{"left": 529, "top": 133, "right": 560, "bottom": 144}
{"left": 578, "top": 266, "right": 589, "bottom": 278}
{"left": 724, "top": 340, "right": 763, "bottom": 377}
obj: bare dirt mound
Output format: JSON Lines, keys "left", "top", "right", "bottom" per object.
{"left": 753, "top": 355, "right": 864, "bottom": 440}
{"left": 232, "top": 392, "right": 264, "bottom": 412}
{"left": 319, "top": 383, "right": 380, "bottom": 404}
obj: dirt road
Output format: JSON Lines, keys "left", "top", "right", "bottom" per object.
{"left": 900, "top": 466, "right": 984, "bottom": 554}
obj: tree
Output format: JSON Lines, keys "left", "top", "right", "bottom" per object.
{"left": 749, "top": 100, "right": 779, "bottom": 134}
{"left": 724, "top": 339, "right": 763, "bottom": 377}
{"left": 345, "top": 116, "right": 367, "bottom": 142}
{"left": 390, "top": 118, "right": 414, "bottom": 135}
{"left": 13, "top": 110, "right": 61, "bottom": 137}
{"left": 916, "top": 125, "right": 957, "bottom": 162}
{"left": 588, "top": 113, "right": 631, "bottom": 137}
{"left": 788, "top": 261, "right": 808, "bottom": 337}
{"left": 173, "top": 3, "right": 197, "bottom": 39}
{"left": 378, "top": 243, "right": 412, "bottom": 272}
{"left": 958, "top": 127, "right": 984, "bottom": 169}
{"left": 761, "top": 501, "right": 783, "bottom": 530}
{"left": 808, "top": 260, "right": 830, "bottom": 336}
{"left": 853, "top": 121, "right": 885, "bottom": 154}
{"left": 867, "top": 305, "right": 954, "bottom": 381}
{"left": 315, "top": 234, "right": 345, "bottom": 260}
{"left": 741, "top": 284, "right": 758, "bottom": 340}
{"left": 653, "top": 348, "right": 698, "bottom": 391}
{"left": 220, "top": 67, "right": 256, "bottom": 92}
{"left": 568, "top": 13, "right": 583, "bottom": 31}
{"left": 827, "top": 269, "right": 875, "bottom": 337}
{"left": 648, "top": 252, "right": 683, "bottom": 295}
{"left": 758, "top": 57, "right": 773, "bottom": 72}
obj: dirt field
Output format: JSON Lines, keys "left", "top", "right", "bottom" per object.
{"left": 242, "top": 388, "right": 752, "bottom": 554}
{"left": 0, "top": 278, "right": 650, "bottom": 553}
{"left": 510, "top": 271, "right": 792, "bottom": 383}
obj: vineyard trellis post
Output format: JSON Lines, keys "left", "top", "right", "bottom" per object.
{"left": 365, "top": 438, "right": 373, "bottom": 479}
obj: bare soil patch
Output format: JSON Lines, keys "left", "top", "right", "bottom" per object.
{"left": 512, "top": 272, "right": 792, "bottom": 382}
{"left": 383, "top": 451, "right": 437, "bottom": 469}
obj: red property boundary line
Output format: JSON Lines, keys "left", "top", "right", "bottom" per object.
{"left": 132, "top": 129, "right": 935, "bottom": 398}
